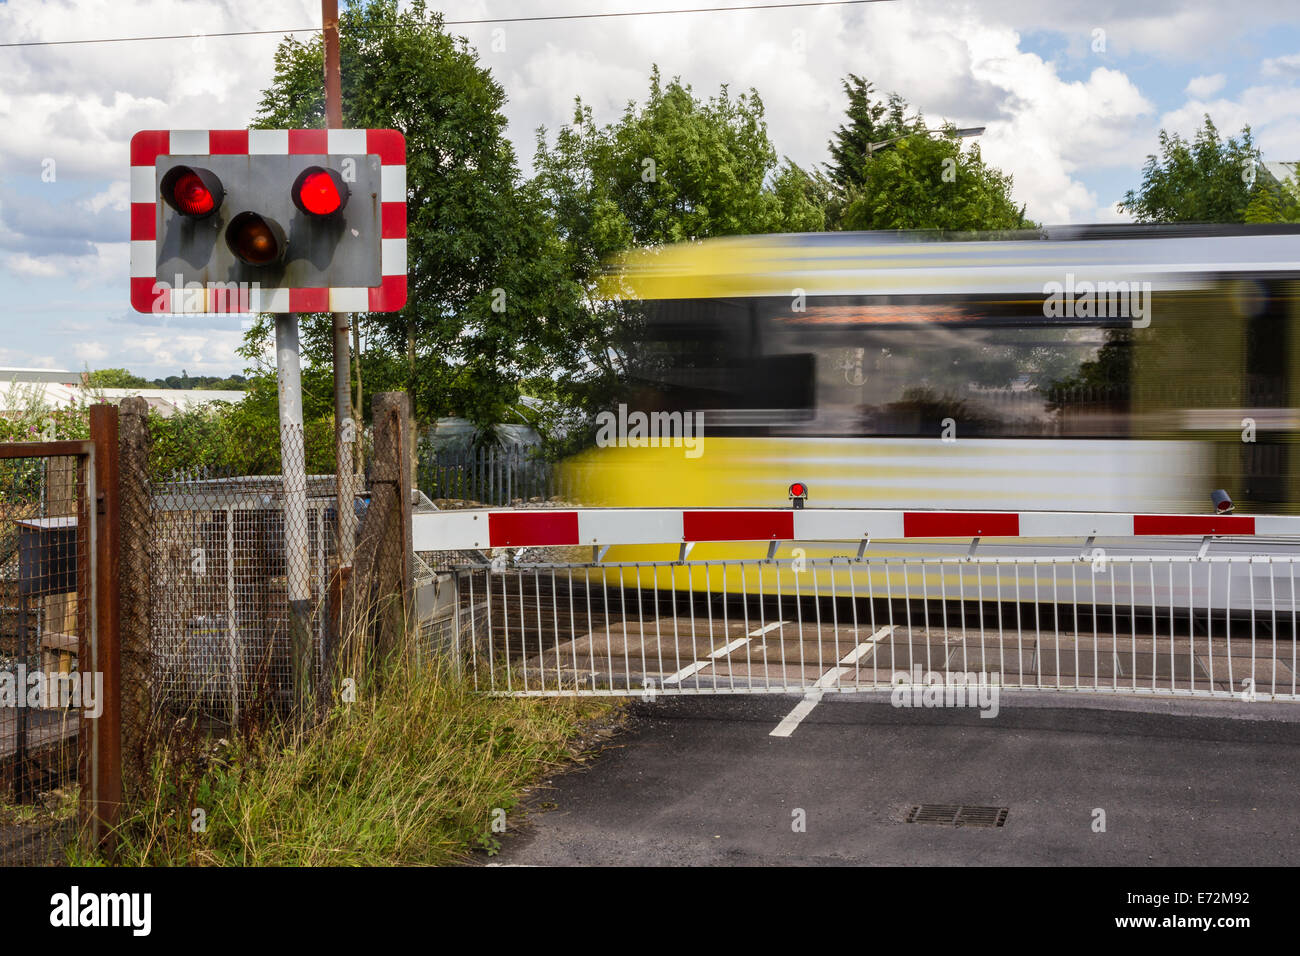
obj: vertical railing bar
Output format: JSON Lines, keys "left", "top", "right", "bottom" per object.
{"left": 994, "top": 562, "right": 1005, "bottom": 687}
{"left": 1226, "top": 564, "right": 1234, "bottom": 697}
{"left": 585, "top": 564, "right": 596, "bottom": 693}
{"left": 1033, "top": 559, "right": 1042, "bottom": 690}
{"left": 920, "top": 559, "right": 932, "bottom": 674}
{"left": 533, "top": 567, "right": 544, "bottom": 692}
{"left": 636, "top": 563, "right": 648, "bottom": 694}
{"left": 551, "top": 567, "right": 563, "bottom": 691}
{"left": 1052, "top": 562, "right": 1061, "bottom": 690}
{"left": 670, "top": 562, "right": 681, "bottom": 690}
{"left": 1148, "top": 561, "right": 1156, "bottom": 692}
{"left": 814, "top": 556, "right": 826, "bottom": 690}
{"left": 795, "top": 559, "right": 806, "bottom": 691}
{"left": 1249, "top": 560, "right": 1257, "bottom": 701}
{"left": 848, "top": 559, "right": 860, "bottom": 687}
{"left": 975, "top": 559, "right": 985, "bottom": 680}
{"left": 620, "top": 564, "right": 631, "bottom": 696}
{"left": 776, "top": 560, "right": 788, "bottom": 692}
{"left": 568, "top": 567, "right": 580, "bottom": 691}
{"left": 1167, "top": 561, "right": 1174, "bottom": 694}
{"left": 953, "top": 556, "right": 964, "bottom": 674}
{"left": 486, "top": 568, "right": 496, "bottom": 692}
{"left": 601, "top": 565, "right": 614, "bottom": 693}
{"left": 722, "top": 562, "right": 734, "bottom": 692}
{"left": 1291, "top": 559, "right": 1297, "bottom": 698}
{"left": 1187, "top": 558, "right": 1195, "bottom": 694}
{"left": 1269, "top": 558, "right": 1277, "bottom": 698}
{"left": 688, "top": 561, "right": 700, "bottom": 691}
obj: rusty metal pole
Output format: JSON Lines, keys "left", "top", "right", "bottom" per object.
{"left": 88, "top": 404, "right": 121, "bottom": 852}
{"left": 323, "top": 0, "right": 343, "bottom": 130}
{"left": 323, "top": 0, "right": 356, "bottom": 672}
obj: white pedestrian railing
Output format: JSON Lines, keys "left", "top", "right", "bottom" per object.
{"left": 418, "top": 506, "right": 1300, "bottom": 702}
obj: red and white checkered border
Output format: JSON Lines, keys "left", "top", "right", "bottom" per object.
{"left": 129, "top": 128, "right": 407, "bottom": 314}
{"left": 413, "top": 507, "right": 1293, "bottom": 552}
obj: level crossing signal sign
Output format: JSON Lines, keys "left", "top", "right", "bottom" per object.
{"left": 129, "top": 129, "right": 407, "bottom": 314}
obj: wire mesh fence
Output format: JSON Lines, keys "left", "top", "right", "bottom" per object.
{"left": 146, "top": 471, "right": 345, "bottom": 720}
{"left": 0, "top": 452, "right": 86, "bottom": 865}
{"left": 453, "top": 554, "right": 1300, "bottom": 701}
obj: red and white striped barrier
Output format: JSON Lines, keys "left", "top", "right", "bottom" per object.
{"left": 411, "top": 507, "right": 1299, "bottom": 552}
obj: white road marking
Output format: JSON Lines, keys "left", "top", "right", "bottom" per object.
{"left": 663, "top": 621, "right": 788, "bottom": 684}
{"left": 770, "top": 692, "right": 823, "bottom": 737}
{"left": 770, "top": 626, "right": 894, "bottom": 738}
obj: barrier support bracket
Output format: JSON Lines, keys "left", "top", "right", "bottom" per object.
{"left": 966, "top": 537, "right": 980, "bottom": 561}
{"left": 1198, "top": 535, "right": 1213, "bottom": 559}
{"left": 1080, "top": 535, "right": 1095, "bottom": 560}
{"left": 855, "top": 535, "right": 870, "bottom": 562}
{"left": 678, "top": 542, "right": 695, "bottom": 563}
{"left": 592, "top": 544, "right": 609, "bottom": 563}
{"left": 766, "top": 540, "right": 780, "bottom": 563}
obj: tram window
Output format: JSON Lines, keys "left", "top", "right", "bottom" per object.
{"left": 799, "top": 324, "right": 1125, "bottom": 437}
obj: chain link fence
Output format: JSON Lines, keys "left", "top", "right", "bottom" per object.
{"left": 114, "top": 394, "right": 417, "bottom": 807}
{"left": 0, "top": 451, "right": 87, "bottom": 865}
{"left": 147, "top": 471, "right": 343, "bottom": 719}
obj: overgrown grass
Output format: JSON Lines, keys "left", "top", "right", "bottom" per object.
{"left": 75, "top": 656, "right": 620, "bottom": 866}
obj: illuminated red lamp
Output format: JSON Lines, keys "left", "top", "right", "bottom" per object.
{"left": 292, "top": 166, "right": 350, "bottom": 217}
{"left": 160, "top": 165, "right": 224, "bottom": 219}
{"left": 788, "top": 482, "right": 808, "bottom": 509}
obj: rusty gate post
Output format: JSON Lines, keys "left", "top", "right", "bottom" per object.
{"left": 117, "top": 397, "right": 151, "bottom": 804}
{"left": 87, "top": 404, "right": 121, "bottom": 851}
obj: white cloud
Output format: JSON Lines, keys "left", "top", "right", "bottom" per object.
{"left": 1185, "top": 73, "right": 1226, "bottom": 98}
{"left": 1261, "top": 53, "right": 1300, "bottom": 79}
{"left": 73, "top": 341, "right": 109, "bottom": 362}
{"left": 5, "top": 253, "right": 60, "bottom": 277}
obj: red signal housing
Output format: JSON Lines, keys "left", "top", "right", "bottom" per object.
{"left": 160, "top": 165, "right": 224, "bottom": 219}
{"left": 292, "top": 165, "right": 350, "bottom": 216}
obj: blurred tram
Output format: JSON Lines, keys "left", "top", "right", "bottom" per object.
{"left": 562, "top": 224, "right": 1300, "bottom": 606}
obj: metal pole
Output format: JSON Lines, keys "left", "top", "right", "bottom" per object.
{"left": 323, "top": 0, "right": 356, "bottom": 661}
{"left": 276, "top": 313, "right": 313, "bottom": 715}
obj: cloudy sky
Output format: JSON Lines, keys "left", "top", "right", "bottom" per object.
{"left": 1, "top": 0, "right": 1298, "bottom": 378}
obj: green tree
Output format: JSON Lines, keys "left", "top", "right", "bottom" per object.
{"left": 1118, "top": 116, "right": 1262, "bottom": 223}
{"left": 839, "top": 126, "right": 1031, "bottom": 231}
{"left": 826, "top": 75, "right": 911, "bottom": 193}
{"left": 86, "top": 368, "right": 147, "bottom": 388}
{"left": 248, "top": 0, "right": 566, "bottom": 432}
{"left": 1244, "top": 170, "right": 1300, "bottom": 223}
{"left": 824, "top": 78, "right": 1030, "bottom": 231}
{"left": 530, "top": 67, "right": 828, "bottom": 427}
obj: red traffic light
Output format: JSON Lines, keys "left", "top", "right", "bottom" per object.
{"left": 292, "top": 166, "right": 349, "bottom": 216}
{"left": 160, "top": 165, "right": 224, "bottom": 218}
{"left": 789, "top": 482, "right": 807, "bottom": 499}
{"left": 225, "top": 212, "right": 287, "bottom": 266}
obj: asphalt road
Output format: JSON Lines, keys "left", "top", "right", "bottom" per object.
{"left": 494, "top": 692, "right": 1300, "bottom": 866}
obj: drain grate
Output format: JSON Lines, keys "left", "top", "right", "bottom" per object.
{"left": 907, "top": 805, "right": 1008, "bottom": 828}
